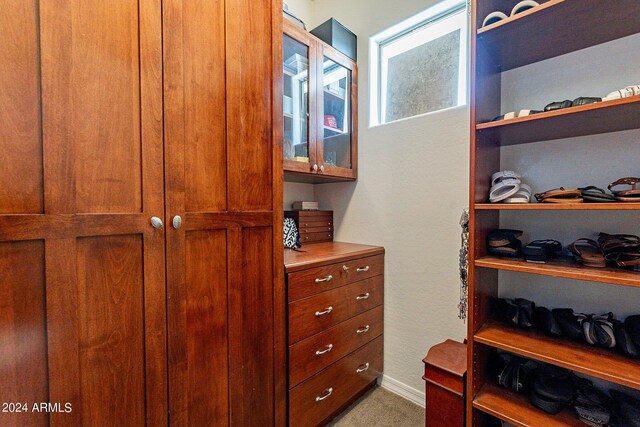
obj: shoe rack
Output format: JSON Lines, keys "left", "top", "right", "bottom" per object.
{"left": 467, "top": 1, "right": 640, "bottom": 426}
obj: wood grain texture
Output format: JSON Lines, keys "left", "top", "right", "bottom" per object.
{"left": 289, "top": 337, "right": 383, "bottom": 427}
{"left": 477, "top": 0, "right": 640, "bottom": 72}
{"left": 284, "top": 241, "right": 385, "bottom": 273}
{"left": 476, "top": 95, "right": 640, "bottom": 146}
{"left": 475, "top": 256, "right": 640, "bottom": 288}
{"left": 476, "top": 202, "right": 640, "bottom": 211}
{"left": 76, "top": 235, "right": 146, "bottom": 425}
{"left": 163, "top": 1, "right": 279, "bottom": 424}
{"left": 185, "top": 230, "right": 229, "bottom": 425}
{"left": 226, "top": 0, "right": 273, "bottom": 211}
{"left": 272, "top": 3, "right": 287, "bottom": 424}
{"left": 289, "top": 306, "right": 383, "bottom": 387}
{"left": 476, "top": 322, "right": 640, "bottom": 390}
{"left": 41, "top": 0, "right": 143, "bottom": 214}
{"left": 289, "top": 276, "right": 384, "bottom": 344}
{"left": 0, "top": 0, "right": 43, "bottom": 214}
{"left": 183, "top": 0, "right": 227, "bottom": 213}
{"left": 473, "top": 383, "right": 581, "bottom": 427}
{"left": 0, "top": 240, "right": 48, "bottom": 427}
{"left": 229, "top": 226, "right": 275, "bottom": 426}
{"left": 288, "top": 254, "right": 384, "bottom": 301}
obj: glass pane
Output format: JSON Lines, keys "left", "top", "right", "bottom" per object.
{"left": 321, "top": 57, "right": 351, "bottom": 169}
{"left": 283, "top": 35, "right": 309, "bottom": 163}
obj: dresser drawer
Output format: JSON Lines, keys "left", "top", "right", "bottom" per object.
{"left": 299, "top": 220, "right": 333, "bottom": 228}
{"left": 289, "top": 276, "right": 383, "bottom": 344}
{"left": 289, "top": 336, "right": 383, "bottom": 427}
{"left": 288, "top": 254, "right": 384, "bottom": 302}
{"left": 300, "top": 231, "right": 334, "bottom": 243}
{"left": 289, "top": 306, "right": 383, "bottom": 387}
{"left": 299, "top": 225, "right": 333, "bottom": 234}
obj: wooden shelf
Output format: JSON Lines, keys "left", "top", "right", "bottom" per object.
{"left": 475, "top": 202, "right": 640, "bottom": 211}
{"left": 474, "top": 256, "right": 640, "bottom": 288}
{"left": 475, "top": 322, "right": 640, "bottom": 390}
{"left": 473, "top": 383, "right": 581, "bottom": 427}
{"left": 475, "top": 96, "right": 640, "bottom": 145}
{"left": 477, "top": 0, "right": 640, "bottom": 72}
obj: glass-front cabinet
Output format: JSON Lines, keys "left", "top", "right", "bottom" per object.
{"left": 283, "top": 20, "right": 357, "bottom": 181}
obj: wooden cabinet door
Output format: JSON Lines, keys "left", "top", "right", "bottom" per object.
{"left": 163, "top": 0, "right": 284, "bottom": 425}
{"left": 0, "top": 1, "right": 167, "bottom": 426}
{"left": 316, "top": 46, "right": 358, "bottom": 180}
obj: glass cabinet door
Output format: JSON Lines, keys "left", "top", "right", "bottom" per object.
{"left": 320, "top": 56, "right": 352, "bottom": 172}
{"left": 283, "top": 34, "right": 310, "bottom": 166}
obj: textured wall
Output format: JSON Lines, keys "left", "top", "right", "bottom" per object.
{"left": 386, "top": 30, "right": 460, "bottom": 122}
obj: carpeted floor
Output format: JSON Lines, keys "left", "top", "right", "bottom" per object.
{"left": 327, "top": 386, "right": 425, "bottom": 426}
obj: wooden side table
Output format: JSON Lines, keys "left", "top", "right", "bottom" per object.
{"left": 423, "top": 339, "right": 467, "bottom": 427}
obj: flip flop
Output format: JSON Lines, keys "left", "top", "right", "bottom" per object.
{"left": 569, "top": 238, "right": 606, "bottom": 268}
{"left": 578, "top": 186, "right": 617, "bottom": 203}
{"left": 535, "top": 187, "right": 583, "bottom": 203}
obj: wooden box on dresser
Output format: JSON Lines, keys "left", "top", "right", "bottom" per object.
{"left": 285, "top": 242, "right": 385, "bottom": 426}
{"left": 285, "top": 210, "right": 334, "bottom": 243}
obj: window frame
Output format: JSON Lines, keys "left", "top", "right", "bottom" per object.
{"left": 370, "top": 0, "right": 468, "bottom": 126}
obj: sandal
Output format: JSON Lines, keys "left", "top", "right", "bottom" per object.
{"left": 522, "top": 239, "right": 562, "bottom": 263}
{"left": 504, "top": 183, "right": 532, "bottom": 204}
{"left": 489, "top": 171, "right": 521, "bottom": 203}
{"left": 535, "top": 187, "right": 583, "bottom": 203}
{"left": 578, "top": 186, "right": 617, "bottom": 203}
{"left": 569, "top": 238, "right": 606, "bottom": 268}
{"left": 608, "top": 177, "right": 640, "bottom": 202}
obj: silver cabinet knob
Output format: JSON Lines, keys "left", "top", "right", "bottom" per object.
{"left": 150, "top": 217, "right": 163, "bottom": 229}
{"left": 320, "top": 165, "right": 325, "bottom": 173}
{"left": 172, "top": 215, "right": 182, "bottom": 230}
{"left": 312, "top": 164, "right": 318, "bottom": 172}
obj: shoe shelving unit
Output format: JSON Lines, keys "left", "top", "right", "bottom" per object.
{"left": 467, "top": 0, "right": 640, "bottom": 426}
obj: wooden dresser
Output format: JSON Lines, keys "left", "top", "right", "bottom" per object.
{"left": 285, "top": 242, "right": 385, "bottom": 426}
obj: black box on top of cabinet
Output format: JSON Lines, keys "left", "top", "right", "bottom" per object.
{"left": 311, "top": 18, "right": 357, "bottom": 61}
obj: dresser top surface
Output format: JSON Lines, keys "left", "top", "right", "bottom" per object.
{"left": 284, "top": 241, "right": 385, "bottom": 272}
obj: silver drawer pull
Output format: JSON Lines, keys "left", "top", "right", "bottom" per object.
{"left": 342, "top": 265, "right": 349, "bottom": 271}
{"left": 356, "top": 362, "right": 370, "bottom": 373}
{"left": 356, "top": 325, "right": 370, "bottom": 334}
{"left": 315, "top": 344, "right": 334, "bottom": 356}
{"left": 356, "top": 293, "right": 370, "bottom": 300}
{"left": 315, "top": 387, "right": 333, "bottom": 402}
{"left": 315, "top": 275, "right": 333, "bottom": 283}
{"left": 315, "top": 306, "right": 333, "bottom": 316}
{"left": 356, "top": 266, "right": 370, "bottom": 272}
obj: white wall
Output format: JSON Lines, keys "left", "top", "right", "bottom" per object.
{"left": 283, "top": 181, "right": 315, "bottom": 210}
{"left": 307, "top": 0, "right": 470, "bottom": 396}
{"left": 284, "top": 0, "right": 313, "bottom": 28}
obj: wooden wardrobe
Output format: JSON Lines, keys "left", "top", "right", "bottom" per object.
{"left": 0, "top": 1, "right": 284, "bottom": 426}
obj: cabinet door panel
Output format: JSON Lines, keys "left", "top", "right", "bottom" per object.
{"left": 41, "top": 0, "right": 144, "bottom": 214}
{"left": 185, "top": 230, "right": 229, "bottom": 424}
{"left": 164, "top": 0, "right": 281, "bottom": 425}
{"left": 0, "top": 1, "right": 43, "bottom": 214}
{"left": 0, "top": 1, "right": 167, "bottom": 425}
{"left": 0, "top": 240, "right": 48, "bottom": 427}
{"left": 183, "top": 0, "right": 227, "bottom": 213}
{"left": 76, "top": 235, "right": 146, "bottom": 425}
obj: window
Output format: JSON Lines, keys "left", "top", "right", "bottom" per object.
{"left": 370, "top": 0, "right": 468, "bottom": 126}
